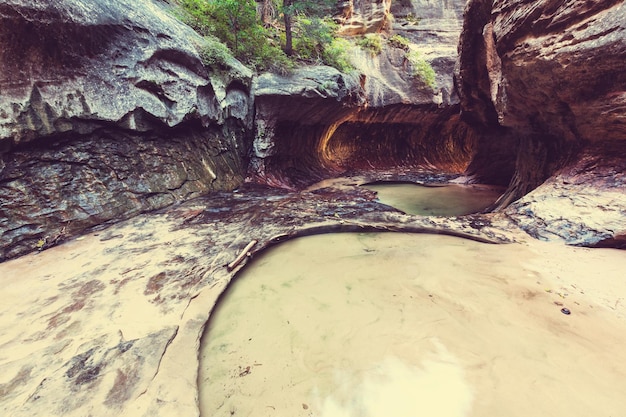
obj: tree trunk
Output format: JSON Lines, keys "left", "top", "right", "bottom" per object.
{"left": 283, "top": 0, "right": 293, "bottom": 55}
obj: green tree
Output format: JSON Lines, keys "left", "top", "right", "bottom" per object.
{"left": 281, "top": 0, "right": 334, "bottom": 56}
{"left": 175, "top": 0, "right": 351, "bottom": 73}
{"left": 177, "top": 0, "right": 289, "bottom": 70}
{"left": 208, "top": 0, "right": 261, "bottom": 60}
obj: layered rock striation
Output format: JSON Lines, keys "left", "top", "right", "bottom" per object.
{"left": 457, "top": 0, "right": 626, "bottom": 190}
{"left": 457, "top": 0, "right": 626, "bottom": 245}
{"left": 0, "top": 0, "right": 253, "bottom": 260}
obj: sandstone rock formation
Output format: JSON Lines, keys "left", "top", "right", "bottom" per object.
{"left": 250, "top": 66, "right": 474, "bottom": 189}
{"left": 249, "top": 0, "right": 470, "bottom": 189}
{"left": 456, "top": 0, "right": 626, "bottom": 245}
{"left": 2, "top": 0, "right": 624, "bottom": 261}
{"left": 336, "top": 0, "right": 392, "bottom": 36}
{"left": 2, "top": 0, "right": 626, "bottom": 416}
{"left": 0, "top": 0, "right": 253, "bottom": 261}
{"left": 249, "top": 66, "right": 365, "bottom": 188}
{"left": 391, "top": 0, "right": 466, "bottom": 102}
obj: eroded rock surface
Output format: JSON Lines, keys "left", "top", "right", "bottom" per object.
{"left": 457, "top": 0, "right": 626, "bottom": 211}
{"left": 0, "top": 0, "right": 253, "bottom": 261}
{"left": 505, "top": 143, "right": 626, "bottom": 247}
{"left": 0, "top": 180, "right": 514, "bottom": 417}
{"left": 336, "top": 0, "right": 392, "bottom": 36}
{"left": 390, "top": 0, "right": 467, "bottom": 102}
{"left": 250, "top": 67, "right": 474, "bottom": 189}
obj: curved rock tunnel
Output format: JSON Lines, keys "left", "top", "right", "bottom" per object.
{"left": 250, "top": 103, "right": 491, "bottom": 189}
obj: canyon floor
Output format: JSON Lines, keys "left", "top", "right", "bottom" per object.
{"left": 1, "top": 176, "right": 625, "bottom": 417}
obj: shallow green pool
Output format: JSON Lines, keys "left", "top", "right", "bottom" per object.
{"left": 363, "top": 183, "right": 502, "bottom": 216}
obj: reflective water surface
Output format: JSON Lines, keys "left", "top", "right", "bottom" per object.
{"left": 199, "top": 233, "right": 626, "bottom": 417}
{"left": 363, "top": 183, "right": 502, "bottom": 216}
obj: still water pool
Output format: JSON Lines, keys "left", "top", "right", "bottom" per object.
{"left": 198, "top": 233, "right": 626, "bottom": 417}
{"left": 362, "top": 183, "right": 502, "bottom": 216}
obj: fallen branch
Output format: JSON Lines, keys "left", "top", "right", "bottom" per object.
{"left": 227, "top": 240, "right": 258, "bottom": 271}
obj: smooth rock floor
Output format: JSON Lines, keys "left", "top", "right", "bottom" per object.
{"left": 0, "top": 180, "right": 624, "bottom": 416}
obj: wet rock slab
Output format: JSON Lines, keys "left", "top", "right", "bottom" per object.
{"left": 0, "top": 182, "right": 514, "bottom": 417}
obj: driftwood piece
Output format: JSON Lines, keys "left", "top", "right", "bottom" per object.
{"left": 227, "top": 240, "right": 258, "bottom": 271}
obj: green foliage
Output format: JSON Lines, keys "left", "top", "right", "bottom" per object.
{"left": 388, "top": 34, "right": 410, "bottom": 51}
{"left": 206, "top": 0, "right": 264, "bottom": 61}
{"left": 174, "top": 0, "right": 353, "bottom": 74}
{"left": 356, "top": 33, "right": 383, "bottom": 55}
{"left": 407, "top": 50, "right": 436, "bottom": 89}
{"left": 293, "top": 17, "right": 336, "bottom": 61}
{"left": 175, "top": 0, "right": 213, "bottom": 36}
{"left": 196, "top": 35, "right": 235, "bottom": 67}
{"left": 322, "top": 38, "right": 354, "bottom": 73}
{"left": 176, "top": 0, "right": 289, "bottom": 71}
{"left": 282, "top": 0, "right": 335, "bottom": 18}
{"left": 405, "top": 13, "right": 421, "bottom": 25}
{"left": 254, "top": 41, "right": 296, "bottom": 74}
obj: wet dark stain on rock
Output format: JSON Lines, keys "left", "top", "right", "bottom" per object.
{"left": 104, "top": 366, "right": 140, "bottom": 408}
{"left": 74, "top": 279, "right": 106, "bottom": 299}
{"left": 65, "top": 348, "right": 101, "bottom": 386}
{"left": 115, "top": 340, "right": 135, "bottom": 353}
{"left": 0, "top": 366, "right": 32, "bottom": 398}
{"left": 145, "top": 272, "right": 167, "bottom": 295}
{"left": 47, "top": 311, "right": 72, "bottom": 330}
{"left": 179, "top": 264, "right": 206, "bottom": 290}
{"left": 521, "top": 289, "right": 539, "bottom": 300}
{"left": 466, "top": 215, "right": 492, "bottom": 229}
{"left": 112, "top": 276, "right": 133, "bottom": 295}
{"left": 162, "top": 254, "right": 186, "bottom": 265}
{"left": 42, "top": 295, "right": 60, "bottom": 306}
{"left": 63, "top": 341, "right": 135, "bottom": 392}
{"left": 54, "top": 320, "right": 82, "bottom": 340}
{"left": 47, "top": 281, "right": 104, "bottom": 330}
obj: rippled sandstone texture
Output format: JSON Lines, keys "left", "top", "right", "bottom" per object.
{"left": 0, "top": 0, "right": 253, "bottom": 261}
{"left": 456, "top": 0, "right": 626, "bottom": 245}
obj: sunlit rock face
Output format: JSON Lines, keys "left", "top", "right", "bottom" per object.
{"left": 325, "top": 106, "right": 475, "bottom": 172}
{"left": 392, "top": 0, "right": 466, "bottom": 44}
{"left": 457, "top": 0, "right": 626, "bottom": 208}
{"left": 336, "top": 0, "right": 392, "bottom": 36}
{"left": 0, "top": 0, "right": 253, "bottom": 260}
{"left": 391, "top": 0, "right": 466, "bottom": 101}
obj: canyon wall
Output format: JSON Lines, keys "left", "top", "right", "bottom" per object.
{"left": 456, "top": 0, "right": 626, "bottom": 244}
{"left": 0, "top": 0, "right": 253, "bottom": 260}
{"left": 3, "top": 0, "right": 625, "bottom": 258}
